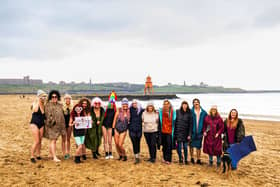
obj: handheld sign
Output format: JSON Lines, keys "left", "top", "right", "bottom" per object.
{"left": 74, "top": 116, "right": 92, "bottom": 129}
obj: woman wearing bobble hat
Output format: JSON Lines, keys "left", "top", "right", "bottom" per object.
{"left": 142, "top": 101, "right": 159, "bottom": 163}
{"left": 202, "top": 105, "right": 224, "bottom": 167}
{"left": 129, "top": 99, "right": 144, "bottom": 164}
{"left": 85, "top": 97, "right": 105, "bottom": 159}
{"left": 113, "top": 98, "right": 130, "bottom": 161}
{"left": 29, "top": 90, "right": 47, "bottom": 163}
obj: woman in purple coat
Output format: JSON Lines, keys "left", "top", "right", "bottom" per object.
{"left": 203, "top": 105, "right": 224, "bottom": 167}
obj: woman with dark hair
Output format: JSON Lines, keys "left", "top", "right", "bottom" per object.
{"left": 190, "top": 98, "right": 207, "bottom": 165}
{"left": 113, "top": 98, "right": 130, "bottom": 161}
{"left": 69, "top": 104, "right": 87, "bottom": 164}
{"left": 79, "top": 98, "right": 91, "bottom": 116}
{"left": 85, "top": 97, "right": 105, "bottom": 159}
{"left": 174, "top": 101, "right": 193, "bottom": 164}
{"left": 142, "top": 102, "right": 159, "bottom": 163}
{"left": 158, "top": 99, "right": 176, "bottom": 164}
{"left": 203, "top": 105, "right": 224, "bottom": 167}
{"left": 78, "top": 98, "right": 91, "bottom": 160}
{"left": 44, "top": 90, "right": 66, "bottom": 162}
{"left": 30, "top": 90, "right": 47, "bottom": 163}
{"left": 102, "top": 97, "right": 117, "bottom": 159}
{"left": 62, "top": 94, "right": 73, "bottom": 160}
{"left": 223, "top": 109, "right": 245, "bottom": 170}
{"left": 129, "top": 99, "right": 144, "bottom": 164}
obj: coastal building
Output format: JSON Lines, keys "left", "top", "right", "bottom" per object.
{"left": 0, "top": 76, "right": 43, "bottom": 85}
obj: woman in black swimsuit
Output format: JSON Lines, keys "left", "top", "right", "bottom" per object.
{"left": 113, "top": 98, "right": 130, "bottom": 161}
{"left": 102, "top": 98, "right": 117, "bottom": 159}
{"left": 30, "top": 90, "right": 47, "bottom": 163}
{"left": 62, "top": 94, "right": 73, "bottom": 160}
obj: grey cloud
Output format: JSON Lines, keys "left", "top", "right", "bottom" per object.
{"left": 1, "top": 0, "right": 280, "bottom": 59}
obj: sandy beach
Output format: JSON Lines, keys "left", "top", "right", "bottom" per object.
{"left": 0, "top": 95, "right": 279, "bottom": 186}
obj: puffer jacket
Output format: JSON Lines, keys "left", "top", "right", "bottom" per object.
{"left": 174, "top": 109, "right": 193, "bottom": 142}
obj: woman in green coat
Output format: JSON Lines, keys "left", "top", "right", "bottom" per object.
{"left": 85, "top": 97, "right": 105, "bottom": 159}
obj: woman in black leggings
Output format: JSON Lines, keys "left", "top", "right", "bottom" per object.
{"left": 129, "top": 99, "right": 144, "bottom": 164}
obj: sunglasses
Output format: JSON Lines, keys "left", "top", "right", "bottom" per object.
{"left": 94, "top": 102, "right": 101, "bottom": 105}
{"left": 52, "top": 95, "right": 58, "bottom": 98}
{"left": 75, "top": 107, "right": 83, "bottom": 112}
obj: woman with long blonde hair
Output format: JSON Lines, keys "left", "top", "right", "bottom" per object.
{"left": 61, "top": 94, "right": 73, "bottom": 160}
{"left": 113, "top": 98, "right": 130, "bottom": 161}
{"left": 30, "top": 90, "right": 47, "bottom": 163}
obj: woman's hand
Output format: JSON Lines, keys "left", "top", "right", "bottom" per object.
{"left": 187, "top": 136, "right": 191, "bottom": 140}
{"left": 203, "top": 132, "right": 207, "bottom": 137}
{"left": 97, "top": 120, "right": 100, "bottom": 125}
{"left": 215, "top": 133, "right": 219, "bottom": 138}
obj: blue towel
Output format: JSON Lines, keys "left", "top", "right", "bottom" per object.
{"left": 227, "top": 135, "right": 257, "bottom": 168}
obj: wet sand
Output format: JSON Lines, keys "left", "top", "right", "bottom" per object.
{"left": 0, "top": 95, "right": 279, "bottom": 186}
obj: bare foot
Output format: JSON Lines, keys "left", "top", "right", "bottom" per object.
{"left": 53, "top": 157, "right": 61, "bottom": 162}
{"left": 165, "top": 161, "right": 171, "bottom": 165}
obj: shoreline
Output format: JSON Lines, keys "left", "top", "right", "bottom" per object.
{"left": 4, "top": 94, "right": 280, "bottom": 122}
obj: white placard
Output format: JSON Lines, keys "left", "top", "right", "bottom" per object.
{"left": 74, "top": 116, "right": 92, "bottom": 129}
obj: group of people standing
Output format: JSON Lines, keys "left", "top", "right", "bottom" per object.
{"left": 29, "top": 90, "right": 245, "bottom": 170}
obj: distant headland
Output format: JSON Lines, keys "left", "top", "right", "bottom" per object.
{"left": 0, "top": 76, "right": 279, "bottom": 95}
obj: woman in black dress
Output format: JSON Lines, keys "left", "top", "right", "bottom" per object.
{"left": 30, "top": 90, "right": 47, "bottom": 163}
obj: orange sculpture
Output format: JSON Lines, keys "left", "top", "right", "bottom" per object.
{"left": 144, "top": 75, "right": 153, "bottom": 95}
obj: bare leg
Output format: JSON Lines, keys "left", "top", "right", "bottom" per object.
{"left": 50, "top": 140, "right": 60, "bottom": 162}
{"left": 61, "top": 134, "right": 66, "bottom": 156}
{"left": 66, "top": 126, "right": 72, "bottom": 155}
{"left": 190, "top": 146, "right": 194, "bottom": 159}
{"left": 114, "top": 131, "right": 121, "bottom": 156}
{"left": 118, "top": 132, "right": 127, "bottom": 156}
{"left": 107, "top": 128, "right": 113, "bottom": 153}
{"left": 102, "top": 126, "right": 108, "bottom": 153}
{"left": 30, "top": 124, "right": 40, "bottom": 158}
{"left": 36, "top": 127, "right": 44, "bottom": 157}
{"left": 197, "top": 149, "right": 201, "bottom": 160}
{"left": 82, "top": 144, "right": 86, "bottom": 155}
{"left": 76, "top": 145, "right": 83, "bottom": 156}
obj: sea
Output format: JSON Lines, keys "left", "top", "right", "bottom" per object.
{"left": 112, "top": 93, "right": 280, "bottom": 122}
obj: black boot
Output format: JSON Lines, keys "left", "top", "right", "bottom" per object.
{"left": 74, "top": 156, "right": 81, "bottom": 164}
{"left": 92, "top": 152, "right": 98, "bottom": 159}
{"left": 191, "top": 158, "right": 195, "bottom": 164}
{"left": 96, "top": 150, "right": 101, "bottom": 157}
{"left": 122, "top": 155, "right": 127, "bottom": 161}
{"left": 118, "top": 156, "right": 123, "bottom": 161}
{"left": 82, "top": 154, "right": 87, "bottom": 160}
{"left": 197, "top": 159, "right": 202, "bottom": 165}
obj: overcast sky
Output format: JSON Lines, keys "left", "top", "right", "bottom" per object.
{"left": 1, "top": 0, "right": 280, "bottom": 90}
